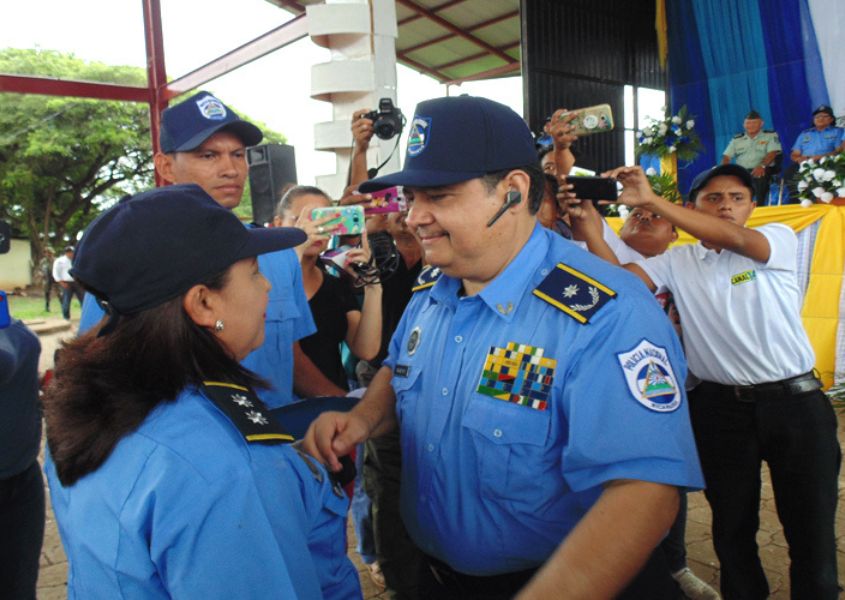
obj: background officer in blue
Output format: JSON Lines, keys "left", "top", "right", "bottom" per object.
{"left": 790, "top": 104, "right": 844, "bottom": 164}
{"left": 304, "top": 95, "right": 704, "bottom": 599}
{"left": 79, "top": 91, "right": 348, "bottom": 406}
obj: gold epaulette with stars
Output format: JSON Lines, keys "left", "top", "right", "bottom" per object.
{"left": 411, "top": 265, "right": 442, "bottom": 292}
{"left": 533, "top": 263, "right": 617, "bottom": 324}
{"left": 202, "top": 381, "right": 294, "bottom": 445}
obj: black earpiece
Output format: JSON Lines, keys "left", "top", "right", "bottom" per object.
{"left": 486, "top": 190, "right": 522, "bottom": 227}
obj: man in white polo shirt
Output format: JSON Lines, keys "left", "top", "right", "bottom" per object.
{"left": 595, "top": 163, "right": 840, "bottom": 600}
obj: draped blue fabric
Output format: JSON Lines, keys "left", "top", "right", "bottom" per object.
{"left": 665, "top": 0, "right": 713, "bottom": 193}
{"left": 666, "top": 0, "right": 830, "bottom": 196}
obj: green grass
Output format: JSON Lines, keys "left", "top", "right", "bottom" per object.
{"left": 7, "top": 291, "right": 82, "bottom": 321}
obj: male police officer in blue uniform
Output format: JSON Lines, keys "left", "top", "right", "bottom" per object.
{"left": 790, "top": 104, "right": 844, "bottom": 163}
{"left": 304, "top": 96, "right": 703, "bottom": 599}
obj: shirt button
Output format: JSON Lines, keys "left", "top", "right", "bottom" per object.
{"left": 541, "top": 268, "right": 550, "bottom": 276}
{"left": 454, "top": 335, "right": 463, "bottom": 343}
{"left": 441, "top": 388, "right": 449, "bottom": 396}
{"left": 427, "top": 443, "right": 434, "bottom": 452}
{"left": 493, "top": 428, "right": 503, "bottom": 438}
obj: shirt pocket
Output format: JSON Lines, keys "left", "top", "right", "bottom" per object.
{"left": 462, "top": 397, "right": 552, "bottom": 502}
{"left": 265, "top": 295, "right": 301, "bottom": 324}
{"left": 390, "top": 365, "right": 422, "bottom": 425}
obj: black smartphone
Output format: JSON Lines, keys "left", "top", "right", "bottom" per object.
{"left": 568, "top": 176, "right": 618, "bottom": 201}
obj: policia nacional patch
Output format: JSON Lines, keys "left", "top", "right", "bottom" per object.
{"left": 202, "top": 381, "right": 294, "bottom": 445}
{"left": 533, "top": 263, "right": 616, "bottom": 323}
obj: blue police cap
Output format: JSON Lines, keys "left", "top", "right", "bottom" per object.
{"left": 72, "top": 184, "right": 305, "bottom": 315}
{"left": 359, "top": 95, "right": 537, "bottom": 192}
{"left": 812, "top": 105, "right": 834, "bottom": 118}
{"left": 159, "top": 92, "right": 263, "bottom": 153}
{"left": 688, "top": 164, "right": 754, "bottom": 202}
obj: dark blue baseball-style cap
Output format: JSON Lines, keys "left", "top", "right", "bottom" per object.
{"left": 688, "top": 164, "right": 754, "bottom": 202}
{"left": 159, "top": 91, "right": 264, "bottom": 153}
{"left": 72, "top": 184, "right": 305, "bottom": 315}
{"left": 359, "top": 95, "right": 537, "bottom": 192}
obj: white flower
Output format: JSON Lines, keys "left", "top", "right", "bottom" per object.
{"left": 643, "top": 137, "right": 653, "bottom": 145}
{"left": 658, "top": 124, "right": 668, "bottom": 135}
{"left": 837, "top": 187, "right": 845, "bottom": 197}
{"left": 636, "top": 130, "right": 643, "bottom": 138}
{"left": 800, "top": 199, "right": 814, "bottom": 208}
{"left": 834, "top": 179, "right": 842, "bottom": 187}
{"left": 822, "top": 169, "right": 836, "bottom": 182}
{"left": 668, "top": 145, "right": 677, "bottom": 153}
{"left": 671, "top": 116, "right": 682, "bottom": 124}
{"left": 797, "top": 180, "right": 808, "bottom": 191}
{"left": 645, "top": 167, "right": 657, "bottom": 176}
{"left": 686, "top": 119, "right": 695, "bottom": 129}
{"left": 820, "top": 156, "right": 828, "bottom": 164}
{"left": 813, "top": 168, "right": 826, "bottom": 181}
{"left": 618, "top": 205, "right": 630, "bottom": 218}
{"left": 820, "top": 192, "right": 834, "bottom": 203}
{"left": 812, "top": 186, "right": 825, "bottom": 198}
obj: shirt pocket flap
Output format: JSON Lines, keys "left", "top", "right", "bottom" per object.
{"left": 462, "top": 398, "right": 550, "bottom": 447}
{"left": 265, "top": 296, "right": 300, "bottom": 323}
{"left": 391, "top": 364, "right": 422, "bottom": 394}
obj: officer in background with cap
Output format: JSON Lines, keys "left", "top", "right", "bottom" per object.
{"left": 790, "top": 104, "right": 844, "bottom": 164}
{"left": 721, "top": 110, "right": 781, "bottom": 205}
{"left": 79, "top": 91, "right": 348, "bottom": 406}
{"left": 304, "top": 95, "right": 704, "bottom": 599}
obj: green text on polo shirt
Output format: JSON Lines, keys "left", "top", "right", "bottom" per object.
{"left": 730, "top": 270, "right": 757, "bottom": 286}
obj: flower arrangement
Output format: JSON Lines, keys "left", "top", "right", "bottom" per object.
{"left": 794, "top": 152, "right": 845, "bottom": 207}
{"left": 635, "top": 105, "right": 703, "bottom": 162}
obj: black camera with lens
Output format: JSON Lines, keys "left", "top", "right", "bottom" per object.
{"left": 364, "top": 98, "right": 405, "bottom": 140}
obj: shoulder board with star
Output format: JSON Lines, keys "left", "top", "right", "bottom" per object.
{"left": 533, "top": 263, "right": 617, "bottom": 324}
{"left": 202, "top": 381, "right": 294, "bottom": 445}
{"left": 412, "top": 265, "right": 442, "bottom": 292}
{"left": 733, "top": 132, "right": 743, "bottom": 138}
{"left": 763, "top": 129, "right": 776, "bottom": 133}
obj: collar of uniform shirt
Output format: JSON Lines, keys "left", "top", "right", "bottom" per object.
{"left": 429, "top": 222, "right": 550, "bottom": 322}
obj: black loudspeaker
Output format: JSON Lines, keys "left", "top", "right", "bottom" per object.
{"left": 247, "top": 144, "right": 297, "bottom": 225}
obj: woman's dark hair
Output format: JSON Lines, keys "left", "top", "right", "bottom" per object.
{"left": 44, "top": 267, "right": 267, "bottom": 486}
{"left": 481, "top": 163, "right": 546, "bottom": 214}
{"left": 274, "top": 185, "right": 331, "bottom": 219}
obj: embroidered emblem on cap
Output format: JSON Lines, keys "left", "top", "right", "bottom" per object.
{"left": 533, "top": 263, "right": 616, "bottom": 324}
{"left": 202, "top": 381, "right": 294, "bottom": 444}
{"left": 196, "top": 95, "right": 227, "bottom": 121}
{"left": 476, "top": 342, "right": 557, "bottom": 410}
{"left": 407, "top": 116, "right": 431, "bottom": 157}
{"left": 407, "top": 326, "right": 422, "bottom": 356}
{"left": 616, "top": 340, "right": 680, "bottom": 412}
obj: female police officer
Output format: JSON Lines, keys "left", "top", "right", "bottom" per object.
{"left": 43, "top": 184, "right": 361, "bottom": 599}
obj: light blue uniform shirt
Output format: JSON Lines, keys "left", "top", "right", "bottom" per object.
{"left": 384, "top": 225, "right": 704, "bottom": 576}
{"left": 45, "top": 385, "right": 360, "bottom": 599}
{"left": 791, "top": 126, "right": 845, "bottom": 156}
{"left": 78, "top": 246, "right": 315, "bottom": 409}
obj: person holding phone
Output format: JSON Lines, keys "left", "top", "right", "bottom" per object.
{"left": 43, "top": 185, "right": 361, "bottom": 598}
{"left": 302, "top": 95, "right": 703, "bottom": 599}
{"left": 276, "top": 186, "right": 382, "bottom": 391}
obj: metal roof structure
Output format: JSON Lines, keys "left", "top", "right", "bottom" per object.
{"left": 269, "top": 0, "right": 521, "bottom": 84}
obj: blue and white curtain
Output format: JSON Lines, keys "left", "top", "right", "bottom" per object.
{"left": 666, "top": 0, "right": 842, "bottom": 194}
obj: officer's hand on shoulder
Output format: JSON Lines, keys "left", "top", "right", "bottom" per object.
{"left": 302, "top": 410, "right": 371, "bottom": 473}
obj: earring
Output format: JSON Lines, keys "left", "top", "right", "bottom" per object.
{"left": 214, "top": 319, "right": 225, "bottom": 332}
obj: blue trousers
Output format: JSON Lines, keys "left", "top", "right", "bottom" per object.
{"left": 689, "top": 382, "right": 840, "bottom": 600}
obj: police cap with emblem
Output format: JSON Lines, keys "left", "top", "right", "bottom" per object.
{"left": 688, "top": 164, "right": 754, "bottom": 203}
{"left": 744, "top": 109, "right": 762, "bottom": 120}
{"left": 72, "top": 184, "right": 305, "bottom": 317}
{"left": 160, "top": 91, "right": 263, "bottom": 153}
{"left": 359, "top": 95, "right": 537, "bottom": 193}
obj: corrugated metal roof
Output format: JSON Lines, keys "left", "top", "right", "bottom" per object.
{"left": 267, "top": 0, "right": 520, "bottom": 84}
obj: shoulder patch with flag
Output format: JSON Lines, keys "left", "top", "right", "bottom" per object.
{"left": 533, "top": 263, "right": 616, "bottom": 324}
{"left": 202, "top": 381, "right": 294, "bottom": 444}
{"left": 412, "top": 265, "right": 442, "bottom": 292}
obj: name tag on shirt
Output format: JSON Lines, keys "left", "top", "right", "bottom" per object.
{"left": 731, "top": 270, "right": 756, "bottom": 286}
{"left": 476, "top": 342, "right": 557, "bottom": 410}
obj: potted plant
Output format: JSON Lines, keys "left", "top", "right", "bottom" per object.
{"left": 794, "top": 152, "right": 845, "bottom": 207}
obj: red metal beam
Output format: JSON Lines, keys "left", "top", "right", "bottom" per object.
{"left": 165, "top": 15, "right": 309, "bottom": 97}
{"left": 396, "top": 0, "right": 517, "bottom": 65}
{"left": 395, "top": 54, "right": 451, "bottom": 83}
{"left": 398, "top": 0, "right": 467, "bottom": 26}
{"left": 0, "top": 75, "right": 148, "bottom": 102}
{"left": 142, "top": 0, "right": 168, "bottom": 185}
{"left": 434, "top": 40, "right": 520, "bottom": 71}
{"left": 443, "top": 62, "right": 520, "bottom": 86}
{"left": 400, "top": 10, "right": 519, "bottom": 55}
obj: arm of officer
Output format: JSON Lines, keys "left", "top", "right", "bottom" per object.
{"left": 605, "top": 166, "right": 771, "bottom": 263}
{"left": 515, "top": 480, "right": 679, "bottom": 599}
{"left": 293, "top": 342, "right": 348, "bottom": 397}
{"left": 301, "top": 365, "right": 397, "bottom": 472}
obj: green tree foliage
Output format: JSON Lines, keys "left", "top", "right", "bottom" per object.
{"left": 0, "top": 48, "right": 154, "bottom": 263}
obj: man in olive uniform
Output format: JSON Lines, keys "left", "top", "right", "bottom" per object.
{"left": 721, "top": 110, "right": 782, "bottom": 205}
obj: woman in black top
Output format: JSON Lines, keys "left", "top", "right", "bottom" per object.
{"left": 278, "top": 186, "right": 382, "bottom": 390}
